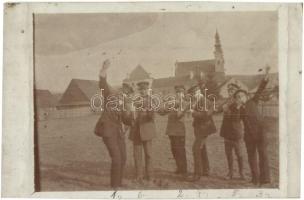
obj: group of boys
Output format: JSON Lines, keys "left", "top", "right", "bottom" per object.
{"left": 95, "top": 59, "right": 271, "bottom": 189}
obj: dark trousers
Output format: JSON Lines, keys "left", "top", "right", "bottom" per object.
{"left": 133, "top": 140, "right": 153, "bottom": 180}
{"left": 169, "top": 136, "right": 187, "bottom": 174}
{"left": 193, "top": 129, "right": 210, "bottom": 176}
{"left": 245, "top": 136, "right": 270, "bottom": 184}
{"left": 200, "top": 144, "right": 209, "bottom": 174}
{"left": 103, "top": 134, "right": 126, "bottom": 188}
{"left": 224, "top": 139, "right": 244, "bottom": 175}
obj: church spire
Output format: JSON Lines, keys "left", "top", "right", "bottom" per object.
{"left": 214, "top": 29, "right": 223, "bottom": 54}
{"left": 214, "top": 30, "right": 225, "bottom": 73}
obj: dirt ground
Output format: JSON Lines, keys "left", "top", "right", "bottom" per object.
{"left": 37, "top": 114, "right": 279, "bottom": 191}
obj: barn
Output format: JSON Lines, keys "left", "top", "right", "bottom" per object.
{"left": 57, "top": 79, "right": 99, "bottom": 110}
{"left": 35, "top": 89, "right": 58, "bottom": 110}
{"left": 34, "top": 89, "right": 58, "bottom": 120}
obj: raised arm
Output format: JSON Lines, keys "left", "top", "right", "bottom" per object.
{"left": 99, "top": 59, "right": 111, "bottom": 99}
{"left": 252, "top": 66, "right": 270, "bottom": 102}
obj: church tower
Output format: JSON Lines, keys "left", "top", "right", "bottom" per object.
{"left": 214, "top": 30, "right": 225, "bottom": 73}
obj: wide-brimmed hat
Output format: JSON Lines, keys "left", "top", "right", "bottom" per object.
{"left": 122, "top": 83, "right": 134, "bottom": 93}
{"left": 227, "top": 83, "right": 240, "bottom": 90}
{"left": 233, "top": 89, "right": 248, "bottom": 98}
{"left": 174, "top": 85, "right": 185, "bottom": 92}
{"left": 136, "top": 81, "right": 149, "bottom": 90}
{"left": 187, "top": 84, "right": 200, "bottom": 94}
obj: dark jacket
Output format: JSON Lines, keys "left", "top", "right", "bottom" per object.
{"left": 94, "top": 76, "right": 128, "bottom": 138}
{"left": 165, "top": 110, "right": 186, "bottom": 136}
{"left": 220, "top": 99, "right": 243, "bottom": 141}
{"left": 240, "top": 79, "right": 268, "bottom": 142}
{"left": 192, "top": 96, "right": 216, "bottom": 137}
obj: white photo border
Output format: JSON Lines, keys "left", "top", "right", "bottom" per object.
{"left": 2, "top": 2, "right": 302, "bottom": 198}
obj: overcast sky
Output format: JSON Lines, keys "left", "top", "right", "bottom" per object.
{"left": 35, "top": 12, "right": 278, "bottom": 93}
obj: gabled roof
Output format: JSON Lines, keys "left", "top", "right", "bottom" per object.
{"left": 35, "top": 89, "right": 58, "bottom": 108}
{"left": 226, "top": 73, "right": 278, "bottom": 91}
{"left": 152, "top": 75, "right": 197, "bottom": 88}
{"left": 72, "top": 79, "right": 99, "bottom": 100}
{"left": 58, "top": 79, "right": 99, "bottom": 105}
{"left": 175, "top": 59, "right": 215, "bottom": 77}
{"left": 126, "top": 65, "right": 150, "bottom": 81}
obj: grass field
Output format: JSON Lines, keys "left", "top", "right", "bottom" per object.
{"left": 38, "top": 114, "right": 279, "bottom": 191}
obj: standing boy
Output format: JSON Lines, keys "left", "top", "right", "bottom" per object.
{"left": 219, "top": 83, "right": 244, "bottom": 180}
{"left": 234, "top": 67, "right": 271, "bottom": 185}
{"left": 160, "top": 85, "right": 188, "bottom": 176}
{"left": 128, "top": 81, "right": 157, "bottom": 183}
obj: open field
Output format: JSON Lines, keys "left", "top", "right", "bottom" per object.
{"left": 38, "top": 114, "right": 279, "bottom": 191}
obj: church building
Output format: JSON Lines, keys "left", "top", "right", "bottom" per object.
{"left": 174, "top": 30, "right": 225, "bottom": 83}
{"left": 124, "top": 31, "right": 226, "bottom": 95}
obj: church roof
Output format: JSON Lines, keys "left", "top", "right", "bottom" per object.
{"left": 152, "top": 75, "right": 197, "bottom": 88}
{"left": 175, "top": 59, "right": 216, "bottom": 77}
{"left": 125, "top": 65, "right": 150, "bottom": 81}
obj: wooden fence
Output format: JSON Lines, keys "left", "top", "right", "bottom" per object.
{"left": 37, "top": 107, "right": 99, "bottom": 121}
{"left": 37, "top": 103, "right": 278, "bottom": 121}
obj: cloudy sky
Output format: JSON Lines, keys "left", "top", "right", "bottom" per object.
{"left": 35, "top": 12, "right": 278, "bottom": 93}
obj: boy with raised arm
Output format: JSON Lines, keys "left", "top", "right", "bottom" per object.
{"left": 233, "top": 66, "right": 271, "bottom": 185}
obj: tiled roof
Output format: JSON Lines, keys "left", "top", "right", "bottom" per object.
{"left": 152, "top": 75, "right": 197, "bottom": 88}
{"left": 126, "top": 65, "right": 150, "bottom": 81}
{"left": 175, "top": 59, "right": 215, "bottom": 77}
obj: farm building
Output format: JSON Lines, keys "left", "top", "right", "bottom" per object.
{"left": 226, "top": 73, "right": 278, "bottom": 93}
{"left": 57, "top": 79, "right": 100, "bottom": 110}
{"left": 34, "top": 89, "right": 58, "bottom": 120}
{"left": 218, "top": 73, "right": 278, "bottom": 97}
{"left": 35, "top": 89, "right": 58, "bottom": 111}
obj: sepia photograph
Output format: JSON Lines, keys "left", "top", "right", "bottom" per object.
{"left": 1, "top": 2, "right": 302, "bottom": 198}
{"left": 34, "top": 11, "right": 279, "bottom": 191}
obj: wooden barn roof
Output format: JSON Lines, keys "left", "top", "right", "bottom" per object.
{"left": 58, "top": 79, "right": 99, "bottom": 106}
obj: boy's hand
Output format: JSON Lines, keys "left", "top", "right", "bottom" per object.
{"left": 265, "top": 65, "right": 271, "bottom": 74}
{"left": 99, "top": 59, "right": 111, "bottom": 77}
{"left": 102, "top": 59, "right": 111, "bottom": 70}
{"left": 264, "top": 65, "right": 270, "bottom": 81}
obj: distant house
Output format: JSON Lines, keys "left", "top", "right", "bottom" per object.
{"left": 35, "top": 89, "right": 58, "bottom": 110}
{"left": 123, "top": 64, "right": 153, "bottom": 89}
{"left": 247, "top": 73, "right": 279, "bottom": 93}
{"left": 57, "top": 79, "right": 99, "bottom": 110}
{"left": 226, "top": 73, "right": 278, "bottom": 93}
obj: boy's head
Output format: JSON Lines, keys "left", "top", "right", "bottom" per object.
{"left": 174, "top": 85, "right": 185, "bottom": 96}
{"left": 227, "top": 83, "right": 240, "bottom": 97}
{"left": 187, "top": 85, "right": 201, "bottom": 97}
{"left": 234, "top": 89, "right": 248, "bottom": 104}
{"left": 122, "top": 83, "right": 134, "bottom": 95}
{"left": 137, "top": 81, "right": 150, "bottom": 96}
